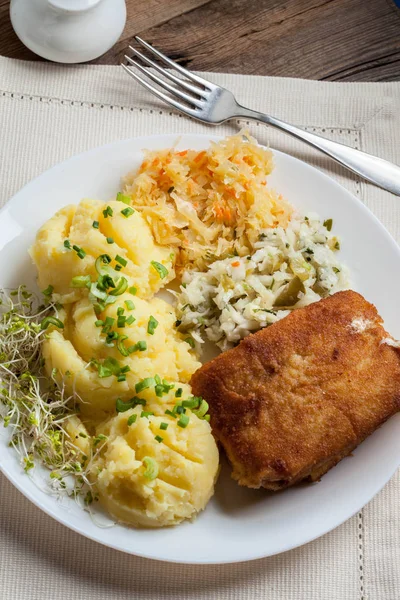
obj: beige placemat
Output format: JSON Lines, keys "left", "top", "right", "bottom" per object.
{"left": 0, "top": 56, "right": 399, "bottom": 600}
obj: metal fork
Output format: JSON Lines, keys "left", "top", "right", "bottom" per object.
{"left": 122, "top": 37, "right": 400, "bottom": 196}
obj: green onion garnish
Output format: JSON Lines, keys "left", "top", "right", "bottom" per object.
{"left": 127, "top": 340, "right": 146, "bottom": 353}
{"left": 323, "top": 218, "right": 333, "bottom": 231}
{"left": 125, "top": 300, "right": 135, "bottom": 310}
{"left": 70, "top": 275, "right": 91, "bottom": 288}
{"left": 116, "top": 397, "right": 141, "bottom": 413}
{"left": 182, "top": 396, "right": 200, "bottom": 409}
{"left": 109, "top": 276, "right": 128, "bottom": 296}
{"left": 154, "top": 435, "right": 163, "bottom": 444}
{"left": 127, "top": 414, "right": 137, "bottom": 426}
{"left": 98, "top": 365, "right": 112, "bottom": 378}
{"left": 129, "top": 286, "right": 137, "bottom": 296}
{"left": 103, "top": 206, "right": 113, "bottom": 218}
{"left": 40, "top": 316, "right": 64, "bottom": 331}
{"left": 106, "top": 237, "right": 114, "bottom": 245}
{"left": 117, "top": 307, "right": 124, "bottom": 316}
{"left": 95, "top": 320, "right": 104, "bottom": 327}
{"left": 160, "top": 422, "right": 168, "bottom": 431}
{"left": 115, "top": 265, "right": 122, "bottom": 272}
{"left": 135, "top": 377, "right": 155, "bottom": 393}
{"left": 117, "top": 374, "right": 126, "bottom": 382}
{"left": 121, "top": 207, "right": 135, "bottom": 218}
{"left": 72, "top": 245, "right": 86, "bottom": 259}
{"left": 147, "top": 315, "right": 158, "bottom": 335}
{"left": 63, "top": 240, "right": 71, "bottom": 249}
{"left": 42, "top": 285, "right": 54, "bottom": 297}
{"left": 115, "top": 255, "right": 127, "bottom": 267}
{"left": 165, "top": 409, "right": 177, "bottom": 419}
{"left": 177, "top": 413, "right": 189, "bottom": 428}
{"left": 116, "top": 192, "right": 131, "bottom": 205}
{"left": 117, "top": 316, "right": 126, "bottom": 328}
{"left": 175, "top": 388, "right": 183, "bottom": 398}
{"left": 151, "top": 261, "right": 169, "bottom": 279}
{"left": 185, "top": 337, "right": 195, "bottom": 348}
{"left": 141, "top": 411, "right": 154, "bottom": 419}
{"left": 126, "top": 315, "right": 135, "bottom": 326}
{"left": 193, "top": 399, "right": 209, "bottom": 419}
{"left": 142, "top": 456, "right": 158, "bottom": 480}
{"left": 116, "top": 335, "right": 129, "bottom": 357}
{"left": 92, "top": 220, "right": 99, "bottom": 229}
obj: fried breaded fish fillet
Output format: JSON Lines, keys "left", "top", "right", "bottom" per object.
{"left": 191, "top": 291, "right": 400, "bottom": 490}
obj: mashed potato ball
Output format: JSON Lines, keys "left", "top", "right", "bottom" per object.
{"left": 42, "top": 296, "right": 200, "bottom": 421}
{"left": 30, "top": 198, "right": 175, "bottom": 303}
{"left": 91, "top": 402, "right": 219, "bottom": 527}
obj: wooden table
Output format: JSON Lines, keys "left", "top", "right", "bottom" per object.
{"left": 1, "top": 0, "right": 400, "bottom": 81}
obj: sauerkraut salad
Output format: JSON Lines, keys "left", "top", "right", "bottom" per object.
{"left": 174, "top": 214, "right": 349, "bottom": 351}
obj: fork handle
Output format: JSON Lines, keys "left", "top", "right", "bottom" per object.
{"left": 238, "top": 107, "right": 400, "bottom": 196}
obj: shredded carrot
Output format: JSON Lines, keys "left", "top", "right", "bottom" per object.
{"left": 194, "top": 150, "right": 206, "bottom": 163}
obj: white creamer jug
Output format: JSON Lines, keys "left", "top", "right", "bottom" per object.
{"left": 10, "top": 0, "right": 127, "bottom": 63}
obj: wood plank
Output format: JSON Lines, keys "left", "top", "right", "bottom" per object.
{"left": 0, "top": 0, "right": 399, "bottom": 81}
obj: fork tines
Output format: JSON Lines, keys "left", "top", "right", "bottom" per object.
{"left": 122, "top": 36, "right": 213, "bottom": 115}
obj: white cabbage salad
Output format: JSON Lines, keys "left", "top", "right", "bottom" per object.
{"left": 174, "top": 214, "right": 349, "bottom": 351}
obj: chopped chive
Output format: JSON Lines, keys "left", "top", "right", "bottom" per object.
{"left": 160, "top": 422, "right": 168, "bottom": 431}
{"left": 98, "top": 365, "right": 112, "bottom": 378}
{"left": 117, "top": 374, "right": 126, "bottom": 382}
{"left": 147, "top": 315, "right": 158, "bottom": 335}
{"left": 126, "top": 315, "right": 135, "bottom": 326}
{"left": 63, "top": 239, "right": 71, "bottom": 249}
{"left": 142, "top": 456, "right": 158, "bottom": 479}
{"left": 115, "top": 255, "right": 127, "bottom": 267}
{"left": 125, "top": 300, "right": 135, "bottom": 310}
{"left": 165, "top": 409, "right": 177, "bottom": 419}
{"left": 127, "top": 414, "right": 137, "bottom": 426}
{"left": 155, "top": 385, "right": 164, "bottom": 398}
{"left": 116, "top": 192, "right": 131, "bottom": 205}
{"left": 193, "top": 399, "right": 209, "bottom": 419}
{"left": 115, "top": 264, "right": 122, "bottom": 271}
{"left": 116, "top": 397, "right": 143, "bottom": 413}
{"left": 177, "top": 413, "right": 189, "bottom": 428}
{"left": 103, "top": 206, "right": 113, "bottom": 218}
{"left": 70, "top": 275, "right": 91, "bottom": 288}
{"left": 121, "top": 365, "right": 130, "bottom": 374}
{"left": 151, "top": 261, "right": 169, "bottom": 279}
{"left": 136, "top": 340, "right": 147, "bottom": 351}
{"left": 92, "top": 220, "right": 99, "bottom": 229}
{"left": 135, "top": 377, "right": 155, "bottom": 393}
{"left": 175, "top": 388, "right": 183, "bottom": 398}
{"left": 176, "top": 405, "right": 185, "bottom": 415}
{"left": 129, "top": 286, "right": 137, "bottom": 296}
{"left": 121, "top": 207, "right": 135, "bottom": 218}
{"left": 40, "top": 316, "right": 64, "bottom": 331}
{"left": 117, "top": 316, "right": 126, "bottom": 328}
{"left": 155, "top": 375, "right": 161, "bottom": 385}
{"left": 117, "top": 307, "right": 124, "bottom": 316}
{"left": 141, "top": 411, "right": 154, "bottom": 419}
{"left": 109, "top": 276, "right": 128, "bottom": 296}
{"left": 95, "top": 320, "right": 104, "bottom": 327}
{"left": 106, "top": 237, "right": 114, "bottom": 245}
{"left": 323, "top": 218, "right": 333, "bottom": 231}
{"left": 185, "top": 337, "right": 195, "bottom": 348}
{"left": 42, "top": 285, "right": 54, "bottom": 297}
{"left": 154, "top": 435, "right": 163, "bottom": 443}
{"left": 116, "top": 334, "right": 129, "bottom": 356}
{"left": 182, "top": 396, "right": 200, "bottom": 409}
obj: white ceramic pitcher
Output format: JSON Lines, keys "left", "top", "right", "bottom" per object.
{"left": 10, "top": 0, "right": 127, "bottom": 63}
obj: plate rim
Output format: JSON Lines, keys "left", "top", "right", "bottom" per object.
{"left": 1, "top": 132, "right": 400, "bottom": 564}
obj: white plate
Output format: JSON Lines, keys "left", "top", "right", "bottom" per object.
{"left": 1, "top": 134, "right": 400, "bottom": 565}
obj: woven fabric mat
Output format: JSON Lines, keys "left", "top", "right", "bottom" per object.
{"left": 0, "top": 56, "right": 399, "bottom": 600}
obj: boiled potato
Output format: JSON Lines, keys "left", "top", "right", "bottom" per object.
{"left": 42, "top": 295, "right": 200, "bottom": 421}
{"left": 30, "top": 199, "right": 175, "bottom": 303}
{"left": 91, "top": 399, "right": 219, "bottom": 527}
